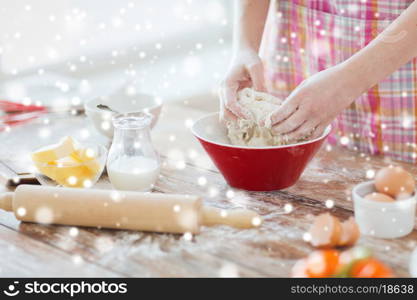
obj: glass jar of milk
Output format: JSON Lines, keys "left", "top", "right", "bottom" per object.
{"left": 107, "top": 112, "right": 160, "bottom": 191}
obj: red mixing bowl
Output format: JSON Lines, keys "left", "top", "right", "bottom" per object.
{"left": 191, "top": 113, "right": 331, "bottom": 191}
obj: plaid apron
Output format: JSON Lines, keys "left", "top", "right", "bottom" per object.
{"left": 261, "top": 0, "right": 417, "bottom": 162}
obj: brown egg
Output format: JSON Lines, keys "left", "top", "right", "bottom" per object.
{"left": 308, "top": 213, "right": 341, "bottom": 248}
{"left": 364, "top": 192, "right": 395, "bottom": 203}
{"left": 374, "top": 166, "right": 415, "bottom": 198}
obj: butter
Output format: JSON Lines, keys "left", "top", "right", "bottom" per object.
{"left": 54, "top": 157, "right": 96, "bottom": 187}
{"left": 31, "top": 136, "right": 75, "bottom": 163}
{"left": 71, "top": 148, "right": 101, "bottom": 175}
{"left": 35, "top": 157, "right": 94, "bottom": 187}
{"left": 32, "top": 137, "right": 102, "bottom": 188}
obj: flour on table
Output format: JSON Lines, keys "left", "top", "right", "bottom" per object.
{"left": 226, "top": 88, "right": 289, "bottom": 147}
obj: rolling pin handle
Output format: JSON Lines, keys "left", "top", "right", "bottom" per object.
{"left": 0, "top": 192, "right": 14, "bottom": 212}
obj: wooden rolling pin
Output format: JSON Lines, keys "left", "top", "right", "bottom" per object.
{"left": 0, "top": 185, "right": 262, "bottom": 234}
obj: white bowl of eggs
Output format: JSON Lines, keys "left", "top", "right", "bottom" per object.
{"left": 84, "top": 87, "right": 162, "bottom": 139}
{"left": 352, "top": 166, "right": 416, "bottom": 239}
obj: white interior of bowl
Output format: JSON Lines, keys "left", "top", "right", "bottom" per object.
{"left": 85, "top": 87, "right": 161, "bottom": 114}
{"left": 353, "top": 181, "right": 416, "bottom": 209}
{"left": 192, "top": 112, "right": 331, "bottom": 149}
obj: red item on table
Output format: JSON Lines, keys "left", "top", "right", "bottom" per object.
{"left": 0, "top": 100, "right": 48, "bottom": 131}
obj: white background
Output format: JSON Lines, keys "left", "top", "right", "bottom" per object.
{"left": 0, "top": 0, "right": 234, "bottom": 105}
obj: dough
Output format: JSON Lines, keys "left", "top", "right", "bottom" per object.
{"left": 226, "top": 88, "right": 289, "bottom": 146}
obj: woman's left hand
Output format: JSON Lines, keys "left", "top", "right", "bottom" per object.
{"left": 269, "top": 63, "right": 365, "bottom": 140}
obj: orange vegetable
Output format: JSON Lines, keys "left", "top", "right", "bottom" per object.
{"left": 306, "top": 249, "right": 340, "bottom": 278}
{"left": 338, "top": 247, "right": 371, "bottom": 266}
{"left": 292, "top": 247, "right": 394, "bottom": 278}
{"left": 336, "top": 247, "right": 372, "bottom": 277}
{"left": 350, "top": 258, "right": 393, "bottom": 278}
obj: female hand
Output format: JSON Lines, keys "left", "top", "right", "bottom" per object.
{"left": 269, "top": 63, "right": 365, "bottom": 140}
{"left": 219, "top": 49, "right": 267, "bottom": 122}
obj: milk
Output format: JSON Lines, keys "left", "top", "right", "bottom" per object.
{"left": 107, "top": 156, "right": 160, "bottom": 191}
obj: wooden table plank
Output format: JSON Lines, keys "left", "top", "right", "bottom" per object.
{"left": 0, "top": 211, "right": 266, "bottom": 277}
{"left": 0, "top": 103, "right": 415, "bottom": 277}
{"left": 0, "top": 222, "right": 119, "bottom": 277}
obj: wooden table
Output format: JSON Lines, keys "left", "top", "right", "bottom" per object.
{"left": 0, "top": 103, "right": 416, "bottom": 277}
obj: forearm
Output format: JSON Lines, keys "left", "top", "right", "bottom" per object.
{"left": 233, "top": 0, "right": 270, "bottom": 53}
{"left": 342, "top": 1, "right": 417, "bottom": 96}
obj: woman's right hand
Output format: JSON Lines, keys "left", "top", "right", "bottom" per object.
{"left": 219, "top": 49, "right": 267, "bottom": 122}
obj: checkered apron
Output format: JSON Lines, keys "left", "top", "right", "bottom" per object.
{"left": 261, "top": 0, "right": 417, "bottom": 162}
